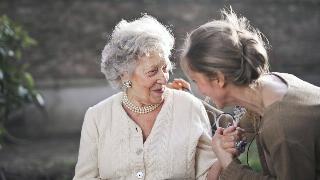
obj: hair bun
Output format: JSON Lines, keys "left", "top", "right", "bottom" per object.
{"left": 233, "top": 31, "right": 269, "bottom": 85}
{"left": 181, "top": 7, "right": 270, "bottom": 86}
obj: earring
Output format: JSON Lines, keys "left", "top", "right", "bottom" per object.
{"left": 123, "top": 80, "right": 132, "bottom": 88}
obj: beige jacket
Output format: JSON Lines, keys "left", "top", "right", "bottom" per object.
{"left": 73, "top": 89, "right": 217, "bottom": 180}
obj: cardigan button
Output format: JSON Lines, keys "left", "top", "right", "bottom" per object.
{"left": 136, "top": 148, "right": 143, "bottom": 155}
{"left": 136, "top": 171, "right": 144, "bottom": 179}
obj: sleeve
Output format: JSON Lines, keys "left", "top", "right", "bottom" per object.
{"left": 219, "top": 159, "right": 274, "bottom": 180}
{"left": 220, "top": 137, "right": 316, "bottom": 180}
{"left": 195, "top": 103, "right": 218, "bottom": 180}
{"left": 73, "top": 107, "right": 101, "bottom": 180}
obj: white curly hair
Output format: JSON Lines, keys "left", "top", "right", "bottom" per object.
{"left": 101, "top": 14, "right": 175, "bottom": 89}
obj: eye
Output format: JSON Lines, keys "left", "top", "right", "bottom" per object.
{"left": 147, "top": 69, "right": 158, "bottom": 76}
{"left": 162, "top": 65, "right": 168, "bottom": 72}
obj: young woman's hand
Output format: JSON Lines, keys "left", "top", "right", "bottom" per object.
{"left": 222, "top": 125, "right": 246, "bottom": 156}
{"left": 211, "top": 126, "right": 245, "bottom": 168}
{"left": 167, "top": 78, "right": 191, "bottom": 92}
{"left": 212, "top": 127, "right": 234, "bottom": 168}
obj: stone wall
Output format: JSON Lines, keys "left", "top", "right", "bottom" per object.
{"left": 1, "top": 0, "right": 320, "bottom": 85}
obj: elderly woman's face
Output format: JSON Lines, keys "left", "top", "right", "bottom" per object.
{"left": 127, "top": 52, "right": 170, "bottom": 105}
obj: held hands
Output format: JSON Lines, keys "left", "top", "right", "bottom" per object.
{"left": 167, "top": 78, "right": 191, "bottom": 92}
{"left": 211, "top": 126, "right": 246, "bottom": 169}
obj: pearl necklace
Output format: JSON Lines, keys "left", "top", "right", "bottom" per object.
{"left": 122, "top": 92, "right": 161, "bottom": 114}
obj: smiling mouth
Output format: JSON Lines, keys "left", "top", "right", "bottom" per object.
{"left": 152, "top": 87, "right": 166, "bottom": 93}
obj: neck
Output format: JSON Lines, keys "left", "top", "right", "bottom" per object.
{"left": 226, "top": 83, "right": 265, "bottom": 116}
{"left": 126, "top": 89, "right": 148, "bottom": 107}
{"left": 224, "top": 74, "right": 288, "bottom": 116}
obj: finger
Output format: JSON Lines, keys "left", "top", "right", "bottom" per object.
{"left": 172, "top": 79, "right": 185, "bottom": 85}
{"left": 174, "top": 78, "right": 191, "bottom": 90}
{"left": 174, "top": 78, "right": 187, "bottom": 83}
{"left": 215, "top": 127, "right": 224, "bottom": 135}
{"left": 233, "top": 121, "right": 239, "bottom": 127}
{"left": 225, "top": 148, "right": 238, "bottom": 156}
{"left": 226, "top": 133, "right": 243, "bottom": 143}
{"left": 229, "top": 128, "right": 246, "bottom": 136}
{"left": 222, "top": 141, "right": 236, "bottom": 149}
{"left": 167, "top": 82, "right": 181, "bottom": 90}
{"left": 172, "top": 80, "right": 179, "bottom": 86}
{"left": 241, "top": 136, "right": 248, "bottom": 141}
{"left": 222, "top": 134, "right": 240, "bottom": 142}
{"left": 222, "top": 134, "right": 235, "bottom": 141}
{"left": 223, "top": 126, "right": 236, "bottom": 135}
{"left": 177, "top": 82, "right": 184, "bottom": 89}
{"left": 171, "top": 82, "right": 181, "bottom": 89}
{"left": 236, "top": 127, "right": 245, "bottom": 132}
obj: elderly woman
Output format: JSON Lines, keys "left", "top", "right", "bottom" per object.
{"left": 73, "top": 15, "right": 239, "bottom": 180}
{"left": 181, "top": 8, "right": 320, "bottom": 180}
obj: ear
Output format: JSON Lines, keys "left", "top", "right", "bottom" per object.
{"left": 120, "top": 71, "right": 130, "bottom": 82}
{"left": 216, "top": 71, "right": 226, "bottom": 88}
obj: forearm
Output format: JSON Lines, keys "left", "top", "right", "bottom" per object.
{"left": 206, "top": 161, "right": 222, "bottom": 180}
{"left": 219, "top": 159, "right": 275, "bottom": 180}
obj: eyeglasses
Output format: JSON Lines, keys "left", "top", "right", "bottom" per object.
{"left": 214, "top": 113, "right": 238, "bottom": 129}
{"left": 212, "top": 105, "right": 247, "bottom": 132}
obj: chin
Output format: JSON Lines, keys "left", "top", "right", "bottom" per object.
{"left": 154, "top": 97, "right": 165, "bottom": 104}
{"left": 150, "top": 96, "right": 165, "bottom": 104}
{"left": 216, "top": 104, "right": 224, "bottom": 109}
{"left": 213, "top": 100, "right": 225, "bottom": 109}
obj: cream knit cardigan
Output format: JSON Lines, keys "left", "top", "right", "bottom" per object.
{"left": 73, "top": 89, "right": 217, "bottom": 180}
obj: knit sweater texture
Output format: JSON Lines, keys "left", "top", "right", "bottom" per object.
{"left": 73, "top": 89, "right": 217, "bottom": 180}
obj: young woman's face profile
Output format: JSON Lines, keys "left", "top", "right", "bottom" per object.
{"left": 186, "top": 68, "right": 228, "bottom": 109}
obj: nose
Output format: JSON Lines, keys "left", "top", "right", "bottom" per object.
{"left": 157, "top": 71, "right": 168, "bottom": 85}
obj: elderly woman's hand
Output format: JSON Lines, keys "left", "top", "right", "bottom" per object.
{"left": 212, "top": 126, "right": 245, "bottom": 168}
{"left": 167, "top": 78, "right": 191, "bottom": 92}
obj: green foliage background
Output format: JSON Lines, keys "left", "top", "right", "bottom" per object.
{"left": 0, "top": 15, "right": 44, "bottom": 145}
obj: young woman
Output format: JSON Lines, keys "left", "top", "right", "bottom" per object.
{"left": 181, "top": 8, "right": 320, "bottom": 180}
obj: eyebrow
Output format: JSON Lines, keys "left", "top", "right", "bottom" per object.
{"left": 145, "top": 62, "right": 167, "bottom": 70}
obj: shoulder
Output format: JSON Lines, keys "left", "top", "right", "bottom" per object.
{"left": 169, "top": 88, "right": 204, "bottom": 108}
{"left": 272, "top": 72, "right": 320, "bottom": 91}
{"left": 267, "top": 72, "right": 320, "bottom": 107}
{"left": 89, "top": 92, "right": 123, "bottom": 113}
{"left": 83, "top": 92, "right": 122, "bottom": 126}
{"left": 168, "top": 89, "right": 211, "bottom": 129}
{"left": 81, "top": 92, "right": 123, "bottom": 134}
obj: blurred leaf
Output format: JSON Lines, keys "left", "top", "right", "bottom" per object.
{"left": 0, "top": 14, "right": 43, "bottom": 145}
{"left": 15, "top": 49, "right": 22, "bottom": 59}
{"left": 23, "top": 35, "right": 37, "bottom": 47}
{"left": 23, "top": 72, "right": 35, "bottom": 88}
{"left": 17, "top": 85, "right": 28, "bottom": 97}
{"left": 35, "top": 93, "right": 45, "bottom": 107}
{"left": 0, "top": 47, "right": 6, "bottom": 57}
{"left": 0, "top": 69, "right": 3, "bottom": 80}
{"left": 8, "top": 49, "right": 14, "bottom": 57}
